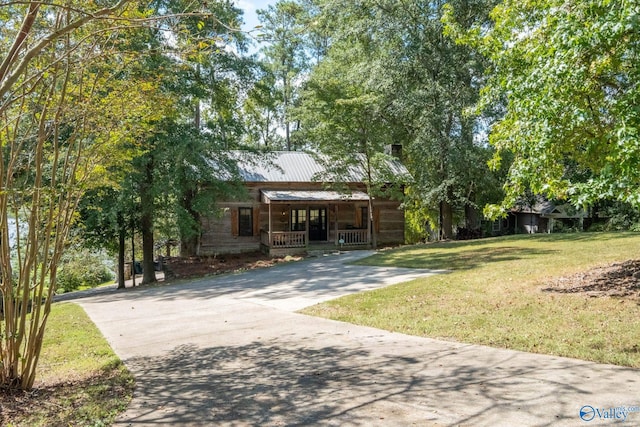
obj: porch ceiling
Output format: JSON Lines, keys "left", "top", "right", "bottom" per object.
{"left": 261, "top": 190, "right": 370, "bottom": 204}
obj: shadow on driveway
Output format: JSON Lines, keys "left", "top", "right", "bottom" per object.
{"left": 71, "top": 252, "right": 443, "bottom": 311}
{"left": 73, "top": 251, "right": 640, "bottom": 426}
{"left": 117, "top": 331, "right": 633, "bottom": 426}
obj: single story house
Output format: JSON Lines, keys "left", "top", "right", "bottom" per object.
{"left": 198, "top": 151, "right": 409, "bottom": 255}
{"left": 489, "top": 198, "right": 587, "bottom": 235}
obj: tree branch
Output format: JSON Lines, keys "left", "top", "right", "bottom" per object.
{"left": 0, "top": 0, "right": 130, "bottom": 101}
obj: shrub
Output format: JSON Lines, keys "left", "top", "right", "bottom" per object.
{"left": 57, "top": 250, "right": 113, "bottom": 293}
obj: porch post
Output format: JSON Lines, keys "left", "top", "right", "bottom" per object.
{"left": 334, "top": 204, "right": 339, "bottom": 246}
{"left": 367, "top": 203, "right": 372, "bottom": 245}
{"left": 305, "top": 206, "right": 309, "bottom": 247}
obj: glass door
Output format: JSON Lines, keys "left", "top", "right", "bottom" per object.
{"left": 308, "top": 208, "right": 327, "bottom": 241}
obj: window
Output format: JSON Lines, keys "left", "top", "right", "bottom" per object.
{"left": 238, "top": 207, "right": 253, "bottom": 236}
{"left": 291, "top": 209, "right": 306, "bottom": 231}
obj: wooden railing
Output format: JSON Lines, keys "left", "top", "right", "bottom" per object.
{"left": 260, "top": 229, "right": 369, "bottom": 249}
{"left": 337, "top": 229, "right": 369, "bottom": 246}
{"left": 262, "top": 230, "right": 306, "bottom": 248}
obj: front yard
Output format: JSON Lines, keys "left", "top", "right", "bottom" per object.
{"left": 0, "top": 304, "right": 134, "bottom": 426}
{"left": 302, "top": 232, "right": 640, "bottom": 367}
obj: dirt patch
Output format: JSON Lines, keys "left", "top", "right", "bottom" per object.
{"left": 542, "top": 259, "right": 640, "bottom": 300}
{"left": 163, "top": 252, "right": 304, "bottom": 280}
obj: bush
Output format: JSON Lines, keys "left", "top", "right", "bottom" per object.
{"left": 57, "top": 269, "right": 84, "bottom": 293}
{"left": 587, "top": 222, "right": 607, "bottom": 232}
{"left": 56, "top": 250, "right": 113, "bottom": 293}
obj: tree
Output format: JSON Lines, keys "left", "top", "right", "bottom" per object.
{"left": 243, "top": 66, "right": 286, "bottom": 149}
{"left": 76, "top": 1, "right": 253, "bottom": 282}
{"left": 296, "top": 44, "right": 406, "bottom": 248}
{"left": 258, "top": 1, "right": 310, "bottom": 150}
{"left": 446, "top": 0, "right": 640, "bottom": 216}
{"left": 297, "top": 0, "right": 498, "bottom": 239}
{"left": 130, "top": 0, "right": 252, "bottom": 262}
{"left": 151, "top": 121, "right": 248, "bottom": 257}
{"left": 0, "top": 0, "right": 220, "bottom": 390}
{"left": 0, "top": 1, "right": 142, "bottom": 390}
{"left": 78, "top": 186, "right": 132, "bottom": 289}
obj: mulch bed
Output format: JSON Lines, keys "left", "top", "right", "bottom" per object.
{"left": 542, "top": 259, "right": 640, "bottom": 300}
{"left": 163, "top": 252, "right": 303, "bottom": 280}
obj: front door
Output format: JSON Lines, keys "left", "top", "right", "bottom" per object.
{"left": 309, "top": 208, "right": 327, "bottom": 241}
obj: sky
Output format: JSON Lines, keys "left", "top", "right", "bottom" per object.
{"left": 235, "top": 0, "right": 276, "bottom": 54}
{"left": 237, "top": 0, "right": 275, "bottom": 32}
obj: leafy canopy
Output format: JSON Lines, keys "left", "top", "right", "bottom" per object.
{"left": 446, "top": 0, "right": 640, "bottom": 216}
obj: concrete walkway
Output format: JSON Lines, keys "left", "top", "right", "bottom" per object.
{"left": 75, "top": 251, "right": 640, "bottom": 426}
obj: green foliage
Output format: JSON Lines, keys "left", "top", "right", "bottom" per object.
{"left": 0, "top": 0, "right": 244, "bottom": 391}
{"left": 447, "top": 0, "right": 640, "bottom": 213}
{"left": 57, "top": 249, "right": 113, "bottom": 293}
{"left": 150, "top": 121, "right": 249, "bottom": 254}
{"left": 404, "top": 200, "right": 437, "bottom": 244}
{"left": 242, "top": 67, "right": 286, "bottom": 149}
{"left": 77, "top": 0, "right": 253, "bottom": 264}
{"left": 587, "top": 201, "right": 640, "bottom": 232}
{"left": 256, "top": 1, "right": 313, "bottom": 150}
{"left": 296, "top": 0, "right": 501, "bottom": 239}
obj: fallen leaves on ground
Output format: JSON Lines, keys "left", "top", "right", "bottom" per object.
{"left": 542, "top": 259, "right": 640, "bottom": 300}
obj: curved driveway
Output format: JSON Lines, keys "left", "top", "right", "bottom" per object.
{"left": 76, "top": 251, "right": 640, "bottom": 426}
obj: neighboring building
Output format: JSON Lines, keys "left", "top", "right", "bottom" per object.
{"left": 488, "top": 198, "right": 587, "bottom": 235}
{"left": 199, "top": 151, "right": 409, "bottom": 256}
{"left": 511, "top": 199, "right": 586, "bottom": 233}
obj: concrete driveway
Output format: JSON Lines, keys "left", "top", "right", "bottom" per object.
{"left": 76, "top": 251, "right": 640, "bottom": 426}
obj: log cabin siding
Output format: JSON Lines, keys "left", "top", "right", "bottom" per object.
{"left": 197, "top": 152, "right": 409, "bottom": 255}
{"left": 199, "top": 192, "right": 404, "bottom": 255}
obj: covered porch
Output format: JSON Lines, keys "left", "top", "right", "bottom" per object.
{"left": 259, "top": 190, "right": 372, "bottom": 254}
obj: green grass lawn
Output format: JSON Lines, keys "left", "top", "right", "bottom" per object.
{"left": 302, "top": 232, "right": 640, "bottom": 367}
{"left": 2, "top": 303, "right": 134, "bottom": 427}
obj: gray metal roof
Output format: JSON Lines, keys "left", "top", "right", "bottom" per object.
{"left": 261, "top": 190, "right": 370, "bottom": 203}
{"left": 511, "top": 196, "right": 586, "bottom": 219}
{"left": 234, "top": 151, "right": 410, "bottom": 183}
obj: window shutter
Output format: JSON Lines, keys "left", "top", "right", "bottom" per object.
{"left": 231, "top": 208, "right": 239, "bottom": 237}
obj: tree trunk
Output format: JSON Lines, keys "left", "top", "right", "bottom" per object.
{"left": 465, "top": 204, "right": 477, "bottom": 229}
{"left": 179, "top": 185, "right": 200, "bottom": 257}
{"left": 440, "top": 200, "right": 453, "bottom": 240}
{"left": 283, "top": 71, "right": 291, "bottom": 151}
{"left": 369, "top": 199, "right": 377, "bottom": 250}
{"left": 117, "top": 211, "right": 126, "bottom": 289}
{"left": 140, "top": 158, "right": 156, "bottom": 284}
{"left": 141, "top": 212, "right": 155, "bottom": 284}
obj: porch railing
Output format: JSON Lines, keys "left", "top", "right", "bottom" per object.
{"left": 337, "top": 229, "right": 369, "bottom": 246}
{"left": 262, "top": 230, "right": 306, "bottom": 248}
{"left": 260, "top": 229, "right": 369, "bottom": 249}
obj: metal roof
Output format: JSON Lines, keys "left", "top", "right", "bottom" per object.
{"left": 261, "top": 190, "right": 370, "bottom": 203}
{"left": 511, "top": 197, "right": 586, "bottom": 219}
{"left": 234, "top": 151, "right": 410, "bottom": 183}
{"left": 236, "top": 151, "right": 325, "bottom": 182}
